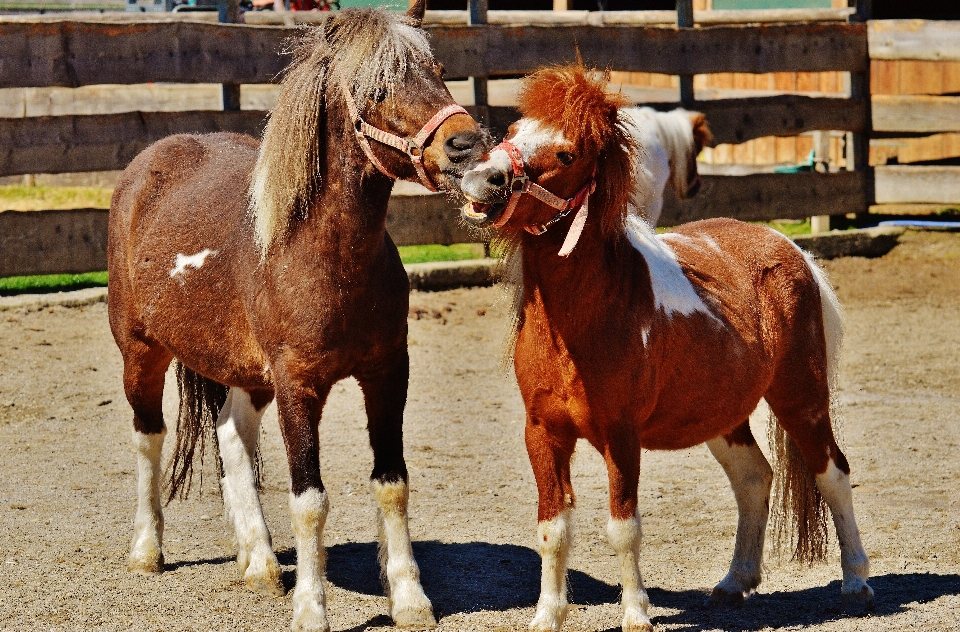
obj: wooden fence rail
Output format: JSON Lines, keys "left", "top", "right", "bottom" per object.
{"left": 4, "top": 10, "right": 960, "bottom": 279}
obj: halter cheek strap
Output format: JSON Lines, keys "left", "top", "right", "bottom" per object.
{"left": 494, "top": 139, "right": 596, "bottom": 257}
{"left": 341, "top": 85, "right": 469, "bottom": 192}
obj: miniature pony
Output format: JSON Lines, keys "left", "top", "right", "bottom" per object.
{"left": 460, "top": 65, "right": 872, "bottom": 632}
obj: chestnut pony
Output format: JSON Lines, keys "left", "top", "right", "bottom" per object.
{"left": 108, "top": 4, "right": 487, "bottom": 630}
{"left": 460, "top": 66, "right": 872, "bottom": 632}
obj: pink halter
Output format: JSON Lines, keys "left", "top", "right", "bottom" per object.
{"left": 341, "top": 85, "right": 469, "bottom": 192}
{"left": 493, "top": 140, "right": 596, "bottom": 256}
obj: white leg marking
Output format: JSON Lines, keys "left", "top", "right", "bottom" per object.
{"left": 815, "top": 460, "right": 873, "bottom": 604}
{"left": 290, "top": 489, "right": 331, "bottom": 632}
{"left": 606, "top": 514, "right": 653, "bottom": 632}
{"left": 372, "top": 480, "right": 436, "bottom": 629}
{"left": 129, "top": 429, "right": 166, "bottom": 574}
{"left": 530, "top": 509, "right": 573, "bottom": 632}
{"left": 217, "top": 389, "right": 283, "bottom": 596}
{"left": 705, "top": 436, "right": 773, "bottom": 602}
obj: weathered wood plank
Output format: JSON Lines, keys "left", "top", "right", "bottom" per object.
{"left": 481, "top": 96, "right": 867, "bottom": 145}
{"left": 872, "top": 95, "right": 960, "bottom": 134}
{"left": 869, "top": 20, "right": 960, "bottom": 62}
{"left": 874, "top": 165, "right": 960, "bottom": 204}
{"left": 433, "top": 22, "right": 868, "bottom": 79}
{"left": 0, "top": 110, "right": 267, "bottom": 177}
{"left": 386, "top": 193, "right": 478, "bottom": 247}
{"left": 0, "top": 20, "right": 867, "bottom": 89}
{"left": 659, "top": 171, "right": 868, "bottom": 226}
{"left": 0, "top": 208, "right": 109, "bottom": 277}
{"left": 0, "top": 21, "right": 289, "bottom": 89}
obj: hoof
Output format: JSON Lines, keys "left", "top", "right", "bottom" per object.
{"left": 392, "top": 605, "right": 437, "bottom": 630}
{"left": 245, "top": 557, "right": 285, "bottom": 597}
{"left": 707, "top": 586, "right": 745, "bottom": 608}
{"left": 842, "top": 584, "right": 875, "bottom": 612}
{"left": 529, "top": 606, "right": 566, "bottom": 632}
{"left": 128, "top": 551, "right": 164, "bottom": 575}
{"left": 622, "top": 607, "right": 654, "bottom": 632}
{"left": 291, "top": 608, "right": 330, "bottom": 632}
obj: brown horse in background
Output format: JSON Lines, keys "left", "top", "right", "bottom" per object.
{"left": 460, "top": 65, "right": 872, "bottom": 632}
{"left": 108, "top": 4, "right": 488, "bottom": 630}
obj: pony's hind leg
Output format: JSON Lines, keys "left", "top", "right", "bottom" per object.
{"left": 359, "top": 355, "right": 436, "bottom": 629}
{"left": 705, "top": 421, "right": 772, "bottom": 606}
{"left": 603, "top": 431, "right": 653, "bottom": 632}
{"left": 525, "top": 419, "right": 578, "bottom": 632}
{"left": 123, "top": 338, "right": 173, "bottom": 575}
{"left": 216, "top": 388, "right": 284, "bottom": 596}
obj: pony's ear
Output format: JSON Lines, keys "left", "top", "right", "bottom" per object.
{"left": 689, "top": 112, "right": 714, "bottom": 152}
{"left": 406, "top": 0, "right": 426, "bottom": 27}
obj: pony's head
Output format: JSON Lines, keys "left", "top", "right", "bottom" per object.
{"left": 460, "top": 65, "right": 636, "bottom": 241}
{"left": 250, "top": 1, "right": 489, "bottom": 254}
{"left": 656, "top": 108, "right": 712, "bottom": 200}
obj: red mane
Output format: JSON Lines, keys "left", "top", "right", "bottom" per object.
{"left": 516, "top": 65, "right": 637, "bottom": 237}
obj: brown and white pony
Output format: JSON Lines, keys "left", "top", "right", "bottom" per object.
{"left": 108, "top": 5, "right": 488, "bottom": 630}
{"left": 622, "top": 106, "right": 712, "bottom": 226}
{"left": 459, "top": 65, "right": 872, "bottom": 632}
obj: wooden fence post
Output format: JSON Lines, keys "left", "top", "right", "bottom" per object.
{"left": 219, "top": 0, "right": 242, "bottom": 112}
{"left": 469, "top": 0, "right": 489, "bottom": 127}
{"left": 848, "top": 0, "right": 873, "bottom": 215}
{"left": 677, "top": 0, "right": 695, "bottom": 105}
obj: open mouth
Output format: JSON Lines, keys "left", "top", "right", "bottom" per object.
{"left": 461, "top": 200, "right": 506, "bottom": 226}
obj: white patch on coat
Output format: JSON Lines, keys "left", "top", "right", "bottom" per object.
{"left": 530, "top": 509, "right": 573, "bottom": 632}
{"left": 129, "top": 429, "right": 166, "bottom": 573}
{"left": 606, "top": 513, "right": 652, "bottom": 631}
{"left": 815, "top": 460, "right": 872, "bottom": 598}
{"left": 169, "top": 249, "right": 217, "bottom": 278}
{"left": 705, "top": 436, "right": 772, "bottom": 596}
{"left": 289, "top": 488, "right": 330, "bottom": 632}
{"left": 217, "top": 390, "right": 282, "bottom": 595}
{"left": 372, "top": 480, "right": 435, "bottom": 627}
{"left": 624, "top": 214, "right": 716, "bottom": 320}
{"left": 621, "top": 107, "right": 700, "bottom": 226}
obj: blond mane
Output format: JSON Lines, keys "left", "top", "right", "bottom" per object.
{"left": 249, "top": 8, "right": 434, "bottom": 255}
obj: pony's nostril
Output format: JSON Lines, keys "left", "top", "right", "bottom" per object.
{"left": 444, "top": 131, "right": 479, "bottom": 159}
{"left": 486, "top": 169, "right": 506, "bottom": 188}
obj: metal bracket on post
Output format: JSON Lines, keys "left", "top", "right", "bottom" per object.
{"left": 468, "top": 0, "right": 489, "bottom": 127}
{"left": 219, "top": 0, "right": 241, "bottom": 112}
{"left": 676, "top": 0, "right": 695, "bottom": 105}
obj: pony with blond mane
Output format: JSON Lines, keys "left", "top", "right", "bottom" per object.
{"left": 460, "top": 65, "right": 872, "bottom": 632}
{"left": 108, "top": 4, "right": 488, "bottom": 630}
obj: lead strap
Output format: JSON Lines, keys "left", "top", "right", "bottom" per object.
{"left": 557, "top": 193, "right": 589, "bottom": 257}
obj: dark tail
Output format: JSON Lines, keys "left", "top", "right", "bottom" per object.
{"left": 165, "top": 361, "right": 229, "bottom": 504}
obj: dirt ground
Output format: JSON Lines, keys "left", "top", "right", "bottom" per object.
{"left": 1, "top": 230, "right": 959, "bottom": 632}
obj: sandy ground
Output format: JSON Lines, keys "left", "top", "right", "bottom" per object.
{"left": 1, "top": 229, "right": 959, "bottom": 632}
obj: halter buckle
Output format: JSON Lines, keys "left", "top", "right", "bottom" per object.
{"left": 406, "top": 138, "right": 424, "bottom": 160}
{"left": 510, "top": 174, "right": 529, "bottom": 193}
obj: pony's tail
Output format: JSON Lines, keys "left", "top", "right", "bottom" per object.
{"left": 164, "top": 361, "right": 229, "bottom": 504}
{"left": 768, "top": 252, "right": 844, "bottom": 565}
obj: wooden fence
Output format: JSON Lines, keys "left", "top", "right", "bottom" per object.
{"left": 2, "top": 5, "right": 959, "bottom": 277}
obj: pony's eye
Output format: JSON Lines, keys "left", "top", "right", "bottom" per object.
{"left": 557, "top": 152, "right": 576, "bottom": 166}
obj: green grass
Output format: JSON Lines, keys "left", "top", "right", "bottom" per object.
{"left": 0, "top": 271, "right": 109, "bottom": 297}
{"left": 0, "top": 246, "right": 488, "bottom": 296}
{"left": 761, "top": 218, "right": 813, "bottom": 237}
{"left": 0, "top": 185, "right": 113, "bottom": 212}
{"left": 396, "top": 243, "right": 486, "bottom": 264}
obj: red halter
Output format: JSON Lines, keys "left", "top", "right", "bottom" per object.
{"left": 341, "top": 85, "right": 469, "bottom": 192}
{"left": 493, "top": 139, "right": 596, "bottom": 256}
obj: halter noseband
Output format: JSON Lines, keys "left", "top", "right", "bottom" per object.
{"left": 493, "top": 140, "right": 596, "bottom": 256}
{"left": 341, "top": 85, "right": 468, "bottom": 192}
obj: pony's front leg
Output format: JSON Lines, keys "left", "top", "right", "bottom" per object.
{"left": 705, "top": 423, "right": 772, "bottom": 605}
{"left": 359, "top": 356, "right": 436, "bottom": 629}
{"left": 216, "top": 388, "right": 283, "bottom": 596}
{"left": 525, "top": 419, "right": 577, "bottom": 632}
{"left": 604, "top": 435, "right": 653, "bottom": 632}
{"left": 277, "top": 379, "right": 332, "bottom": 632}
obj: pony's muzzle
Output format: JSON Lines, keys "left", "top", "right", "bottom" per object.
{"left": 460, "top": 166, "right": 509, "bottom": 226}
{"left": 443, "top": 129, "right": 487, "bottom": 165}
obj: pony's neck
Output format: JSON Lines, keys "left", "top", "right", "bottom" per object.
{"left": 520, "top": 213, "right": 629, "bottom": 327}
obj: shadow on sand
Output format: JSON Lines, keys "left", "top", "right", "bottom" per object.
{"left": 231, "top": 545, "right": 960, "bottom": 630}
